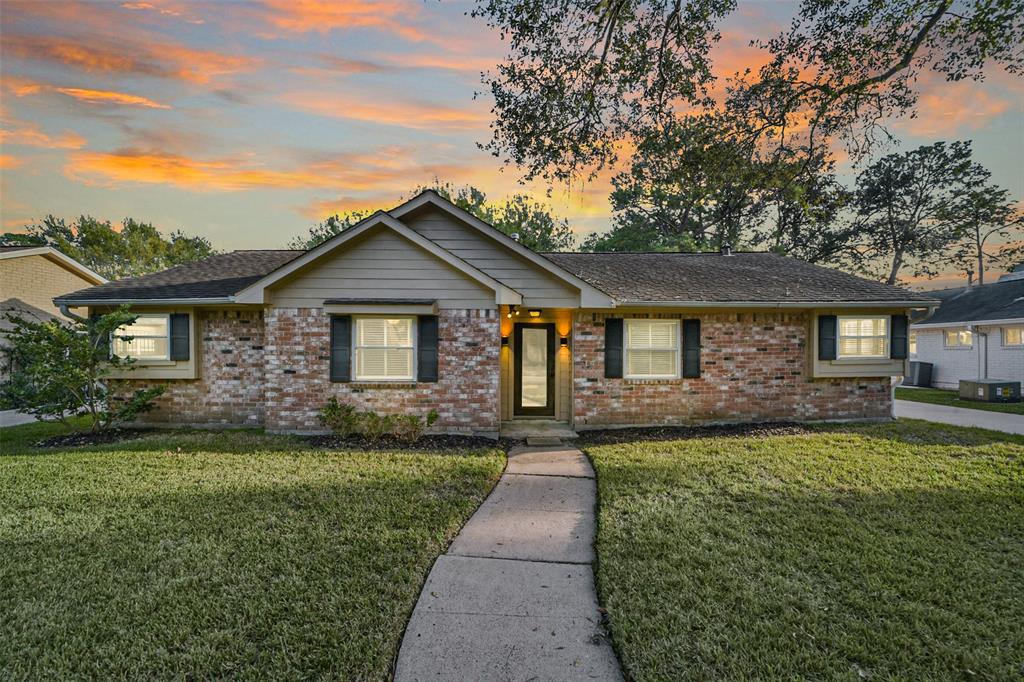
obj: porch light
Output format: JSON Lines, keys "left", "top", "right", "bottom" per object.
{"left": 501, "top": 336, "right": 509, "bottom": 346}
{"left": 506, "top": 305, "right": 517, "bottom": 319}
{"left": 528, "top": 309, "right": 542, "bottom": 317}
{"left": 560, "top": 336, "right": 569, "bottom": 348}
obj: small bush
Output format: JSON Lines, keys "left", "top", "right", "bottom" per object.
{"left": 360, "top": 411, "right": 393, "bottom": 443}
{"left": 318, "top": 397, "right": 359, "bottom": 437}
{"left": 318, "top": 401, "right": 440, "bottom": 443}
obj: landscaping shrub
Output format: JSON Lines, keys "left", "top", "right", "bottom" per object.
{"left": 317, "top": 400, "right": 440, "bottom": 443}
{"left": 317, "top": 397, "right": 359, "bottom": 437}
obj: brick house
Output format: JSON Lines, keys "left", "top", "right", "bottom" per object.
{"left": 55, "top": 191, "right": 938, "bottom": 437}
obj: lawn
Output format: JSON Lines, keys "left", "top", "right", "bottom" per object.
{"left": 585, "top": 420, "right": 1024, "bottom": 680}
{"left": 896, "top": 386, "right": 1024, "bottom": 415}
{"left": 0, "top": 422, "right": 504, "bottom": 679}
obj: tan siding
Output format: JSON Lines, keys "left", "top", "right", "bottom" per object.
{"left": 268, "top": 227, "right": 496, "bottom": 309}
{"left": 400, "top": 206, "right": 581, "bottom": 307}
{"left": 0, "top": 254, "right": 95, "bottom": 318}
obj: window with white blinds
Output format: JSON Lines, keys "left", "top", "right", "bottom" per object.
{"left": 837, "top": 316, "right": 888, "bottom": 358}
{"left": 113, "top": 314, "right": 170, "bottom": 360}
{"left": 354, "top": 317, "right": 415, "bottom": 381}
{"left": 625, "top": 319, "right": 679, "bottom": 378}
{"left": 944, "top": 328, "right": 973, "bottom": 348}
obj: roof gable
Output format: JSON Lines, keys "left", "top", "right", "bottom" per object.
{"left": 1, "top": 246, "right": 106, "bottom": 285}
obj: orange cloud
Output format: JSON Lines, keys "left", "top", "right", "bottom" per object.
{"left": 895, "top": 76, "right": 1014, "bottom": 137}
{"left": 54, "top": 87, "right": 171, "bottom": 109}
{"left": 120, "top": 1, "right": 206, "bottom": 24}
{"left": 1, "top": 34, "right": 256, "bottom": 84}
{"left": 260, "top": 0, "right": 431, "bottom": 42}
{"left": 279, "top": 92, "right": 490, "bottom": 131}
{"left": 0, "top": 121, "right": 86, "bottom": 150}
{"left": 0, "top": 154, "right": 25, "bottom": 169}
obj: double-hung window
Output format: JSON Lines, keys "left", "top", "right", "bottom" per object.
{"left": 944, "top": 328, "right": 973, "bottom": 348}
{"left": 354, "top": 317, "right": 415, "bottom": 381}
{"left": 113, "top": 314, "right": 170, "bottom": 360}
{"left": 837, "top": 316, "right": 889, "bottom": 359}
{"left": 625, "top": 319, "right": 679, "bottom": 378}
{"left": 1002, "top": 326, "right": 1023, "bottom": 347}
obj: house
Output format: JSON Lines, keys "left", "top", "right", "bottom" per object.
{"left": 909, "top": 268, "right": 1024, "bottom": 389}
{"left": 54, "top": 190, "right": 937, "bottom": 436}
{"left": 1, "top": 245, "right": 107, "bottom": 379}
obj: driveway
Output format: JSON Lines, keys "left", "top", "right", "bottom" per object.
{"left": 895, "top": 400, "right": 1024, "bottom": 435}
{"left": 0, "top": 409, "right": 37, "bottom": 428}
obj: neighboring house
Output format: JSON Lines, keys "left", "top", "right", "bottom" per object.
{"left": 910, "top": 267, "right": 1024, "bottom": 389}
{"left": 55, "top": 190, "right": 937, "bottom": 436}
{"left": 1, "top": 246, "right": 107, "bottom": 380}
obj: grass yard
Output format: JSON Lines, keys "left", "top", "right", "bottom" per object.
{"left": 896, "top": 386, "right": 1024, "bottom": 415}
{"left": 0, "top": 422, "right": 504, "bottom": 679}
{"left": 586, "top": 420, "right": 1024, "bottom": 680}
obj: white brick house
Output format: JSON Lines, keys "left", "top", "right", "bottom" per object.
{"left": 910, "top": 269, "right": 1024, "bottom": 390}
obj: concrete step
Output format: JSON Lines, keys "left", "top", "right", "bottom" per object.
{"left": 526, "top": 435, "right": 563, "bottom": 446}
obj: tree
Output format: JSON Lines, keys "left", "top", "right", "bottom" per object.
{"left": 289, "top": 181, "right": 576, "bottom": 252}
{"left": 0, "top": 216, "right": 217, "bottom": 280}
{"left": 943, "top": 169, "right": 1024, "bottom": 285}
{"left": 849, "top": 141, "right": 976, "bottom": 285}
{"left": 1, "top": 307, "right": 164, "bottom": 432}
{"left": 474, "top": 0, "right": 1022, "bottom": 182}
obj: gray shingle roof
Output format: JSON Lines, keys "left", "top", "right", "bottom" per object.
{"left": 914, "top": 279, "right": 1024, "bottom": 325}
{"left": 55, "top": 250, "right": 300, "bottom": 303}
{"left": 543, "top": 252, "right": 936, "bottom": 303}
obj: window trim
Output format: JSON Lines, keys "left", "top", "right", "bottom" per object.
{"left": 909, "top": 330, "right": 918, "bottom": 357}
{"left": 352, "top": 315, "right": 417, "bottom": 382}
{"left": 624, "top": 318, "right": 681, "bottom": 380}
{"left": 112, "top": 313, "right": 171, "bottom": 362}
{"left": 1001, "top": 325, "right": 1024, "bottom": 348}
{"left": 943, "top": 327, "right": 974, "bottom": 349}
{"left": 836, "top": 315, "right": 890, "bottom": 360}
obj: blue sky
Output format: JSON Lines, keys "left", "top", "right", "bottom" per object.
{"left": 1, "top": 0, "right": 1021, "bottom": 287}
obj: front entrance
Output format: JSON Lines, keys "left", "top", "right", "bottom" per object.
{"left": 513, "top": 323, "right": 556, "bottom": 416}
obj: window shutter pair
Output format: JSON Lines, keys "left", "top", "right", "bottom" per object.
{"left": 817, "top": 314, "right": 909, "bottom": 360}
{"left": 604, "top": 318, "right": 701, "bottom": 378}
{"left": 330, "top": 315, "right": 438, "bottom": 382}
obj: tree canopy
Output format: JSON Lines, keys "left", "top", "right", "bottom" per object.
{"left": 1, "top": 217, "right": 217, "bottom": 280}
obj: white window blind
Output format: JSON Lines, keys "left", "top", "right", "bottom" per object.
{"left": 944, "top": 329, "right": 973, "bottom": 348}
{"left": 354, "top": 317, "right": 414, "bottom": 380}
{"left": 837, "top": 316, "right": 888, "bottom": 358}
{"left": 625, "top": 319, "right": 679, "bottom": 378}
{"left": 1002, "top": 326, "right": 1023, "bottom": 347}
{"left": 113, "top": 314, "right": 170, "bottom": 360}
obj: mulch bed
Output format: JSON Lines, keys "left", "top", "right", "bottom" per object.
{"left": 576, "top": 421, "right": 814, "bottom": 446}
{"left": 37, "top": 428, "right": 152, "bottom": 449}
{"left": 306, "top": 433, "right": 521, "bottom": 451}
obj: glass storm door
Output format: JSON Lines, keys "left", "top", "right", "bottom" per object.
{"left": 514, "top": 323, "right": 556, "bottom": 416}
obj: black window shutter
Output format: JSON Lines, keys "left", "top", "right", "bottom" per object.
{"left": 890, "top": 314, "right": 909, "bottom": 359}
{"left": 682, "top": 319, "right": 701, "bottom": 378}
{"left": 169, "top": 313, "right": 190, "bottom": 361}
{"left": 417, "top": 315, "right": 439, "bottom": 382}
{"left": 605, "top": 318, "right": 623, "bottom": 378}
{"left": 818, "top": 315, "right": 838, "bottom": 361}
{"left": 330, "top": 315, "right": 351, "bottom": 382}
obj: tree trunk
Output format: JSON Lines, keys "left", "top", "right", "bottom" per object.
{"left": 886, "top": 252, "right": 903, "bottom": 285}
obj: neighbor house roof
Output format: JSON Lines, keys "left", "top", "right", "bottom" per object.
{"left": 911, "top": 278, "right": 1024, "bottom": 328}
{"left": 544, "top": 252, "right": 937, "bottom": 306}
{"left": 55, "top": 250, "right": 299, "bottom": 304}
{"left": 0, "top": 246, "right": 107, "bottom": 285}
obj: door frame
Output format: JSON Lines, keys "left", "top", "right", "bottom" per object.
{"left": 513, "top": 323, "right": 556, "bottom": 417}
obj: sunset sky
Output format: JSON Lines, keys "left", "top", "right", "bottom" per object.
{"left": 1, "top": 0, "right": 1021, "bottom": 288}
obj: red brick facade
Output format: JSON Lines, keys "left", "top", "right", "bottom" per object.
{"left": 572, "top": 311, "right": 892, "bottom": 427}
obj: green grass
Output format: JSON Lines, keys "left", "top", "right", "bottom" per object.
{"left": 586, "top": 420, "right": 1024, "bottom": 680}
{"left": 0, "top": 421, "right": 505, "bottom": 679}
{"left": 896, "top": 386, "right": 1024, "bottom": 415}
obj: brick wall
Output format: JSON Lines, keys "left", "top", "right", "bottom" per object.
{"left": 263, "top": 308, "right": 500, "bottom": 433}
{"left": 113, "top": 310, "right": 266, "bottom": 425}
{"left": 572, "top": 311, "right": 892, "bottom": 427}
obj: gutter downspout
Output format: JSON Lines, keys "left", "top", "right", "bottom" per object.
{"left": 59, "top": 304, "right": 87, "bottom": 323}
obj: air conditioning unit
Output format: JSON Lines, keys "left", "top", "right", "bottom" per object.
{"left": 958, "top": 379, "right": 1021, "bottom": 403}
{"left": 902, "top": 361, "right": 933, "bottom": 387}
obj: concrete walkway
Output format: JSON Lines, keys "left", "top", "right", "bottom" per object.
{"left": 0, "top": 409, "right": 37, "bottom": 428}
{"left": 895, "top": 399, "right": 1024, "bottom": 435}
{"left": 395, "top": 446, "right": 622, "bottom": 681}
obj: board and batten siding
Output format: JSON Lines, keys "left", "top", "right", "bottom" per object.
{"left": 267, "top": 227, "right": 496, "bottom": 309}
{"left": 400, "top": 206, "right": 581, "bottom": 308}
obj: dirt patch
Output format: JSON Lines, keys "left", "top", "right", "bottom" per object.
{"left": 306, "top": 433, "right": 522, "bottom": 452}
{"left": 576, "top": 421, "right": 814, "bottom": 446}
{"left": 37, "top": 428, "right": 152, "bottom": 449}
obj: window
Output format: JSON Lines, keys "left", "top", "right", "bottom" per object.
{"left": 909, "top": 330, "right": 918, "bottom": 356}
{"left": 1003, "top": 326, "right": 1023, "bottom": 347}
{"left": 944, "top": 329, "right": 973, "bottom": 348}
{"left": 837, "top": 316, "right": 888, "bottom": 358}
{"left": 354, "top": 317, "right": 415, "bottom": 381}
{"left": 625, "top": 319, "right": 679, "bottom": 378}
{"left": 113, "top": 314, "right": 170, "bottom": 360}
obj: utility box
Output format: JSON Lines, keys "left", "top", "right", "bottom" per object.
{"left": 958, "top": 379, "right": 1021, "bottom": 403}
{"left": 902, "top": 361, "right": 933, "bottom": 387}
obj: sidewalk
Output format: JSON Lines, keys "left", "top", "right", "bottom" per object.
{"left": 394, "top": 445, "right": 623, "bottom": 681}
{"left": 895, "top": 400, "right": 1024, "bottom": 435}
{"left": 0, "top": 410, "right": 37, "bottom": 428}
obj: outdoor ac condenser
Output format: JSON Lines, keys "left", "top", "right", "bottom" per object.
{"left": 958, "top": 379, "right": 1021, "bottom": 403}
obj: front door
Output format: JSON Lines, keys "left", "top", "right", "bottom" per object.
{"left": 513, "top": 323, "right": 556, "bottom": 417}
